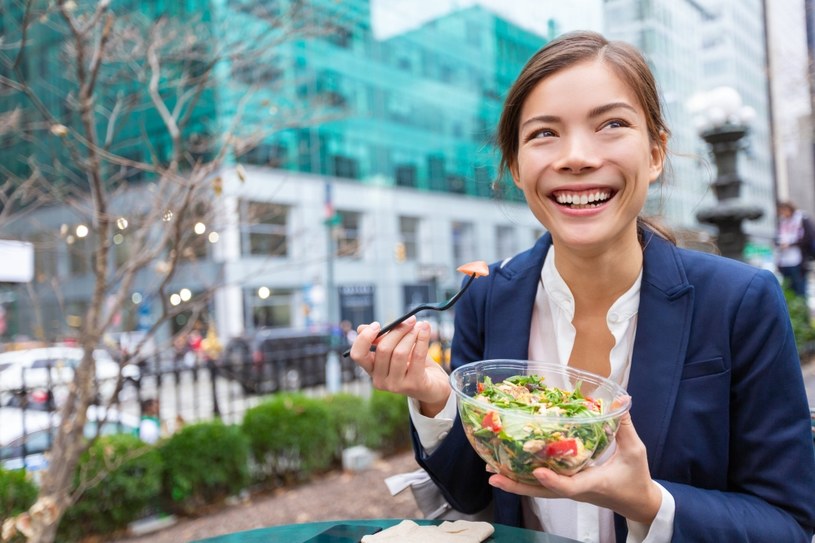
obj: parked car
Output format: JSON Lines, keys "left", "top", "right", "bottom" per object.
{"left": 218, "top": 328, "right": 360, "bottom": 394}
{"left": 0, "top": 405, "right": 140, "bottom": 474}
{"left": 0, "top": 347, "right": 140, "bottom": 408}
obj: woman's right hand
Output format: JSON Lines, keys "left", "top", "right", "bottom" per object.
{"left": 348, "top": 316, "right": 452, "bottom": 417}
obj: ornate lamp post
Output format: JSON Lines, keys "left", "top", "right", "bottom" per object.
{"left": 688, "top": 87, "right": 764, "bottom": 261}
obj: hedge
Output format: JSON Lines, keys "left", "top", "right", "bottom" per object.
{"left": 1, "top": 388, "right": 411, "bottom": 537}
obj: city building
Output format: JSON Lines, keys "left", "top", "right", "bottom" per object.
{"left": 0, "top": 0, "right": 548, "bottom": 343}
{"left": 765, "top": 0, "right": 815, "bottom": 216}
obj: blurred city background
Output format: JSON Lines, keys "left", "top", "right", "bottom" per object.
{"left": 1, "top": 0, "right": 815, "bottom": 541}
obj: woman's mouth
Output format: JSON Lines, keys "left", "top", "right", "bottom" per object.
{"left": 552, "top": 189, "right": 613, "bottom": 209}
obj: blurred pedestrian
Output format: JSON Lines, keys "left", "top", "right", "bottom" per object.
{"left": 139, "top": 398, "right": 162, "bottom": 444}
{"left": 776, "top": 200, "right": 814, "bottom": 298}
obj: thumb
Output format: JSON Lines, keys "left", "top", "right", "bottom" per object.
{"left": 612, "top": 409, "right": 641, "bottom": 451}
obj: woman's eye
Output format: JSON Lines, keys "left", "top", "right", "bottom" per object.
{"left": 529, "top": 128, "right": 556, "bottom": 140}
{"left": 603, "top": 119, "right": 629, "bottom": 129}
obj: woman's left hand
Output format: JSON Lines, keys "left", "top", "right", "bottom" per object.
{"left": 487, "top": 411, "right": 662, "bottom": 524}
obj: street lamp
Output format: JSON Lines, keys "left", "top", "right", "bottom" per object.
{"left": 688, "top": 86, "right": 764, "bottom": 261}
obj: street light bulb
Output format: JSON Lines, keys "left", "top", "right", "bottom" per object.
{"left": 194, "top": 222, "right": 206, "bottom": 235}
{"left": 705, "top": 106, "right": 727, "bottom": 128}
{"left": 170, "top": 293, "right": 181, "bottom": 306}
{"left": 116, "top": 217, "right": 128, "bottom": 230}
{"left": 738, "top": 105, "right": 756, "bottom": 124}
{"left": 75, "top": 224, "right": 89, "bottom": 238}
{"left": 208, "top": 231, "right": 219, "bottom": 243}
{"left": 258, "top": 286, "right": 270, "bottom": 299}
{"left": 179, "top": 288, "right": 192, "bottom": 302}
{"left": 708, "top": 86, "right": 742, "bottom": 119}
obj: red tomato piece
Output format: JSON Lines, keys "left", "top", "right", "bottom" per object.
{"left": 481, "top": 411, "right": 502, "bottom": 432}
{"left": 544, "top": 438, "right": 578, "bottom": 457}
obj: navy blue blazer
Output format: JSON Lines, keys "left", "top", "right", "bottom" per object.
{"left": 412, "top": 231, "right": 815, "bottom": 542}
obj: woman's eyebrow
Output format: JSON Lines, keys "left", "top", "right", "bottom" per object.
{"left": 520, "top": 102, "right": 637, "bottom": 130}
{"left": 520, "top": 114, "right": 560, "bottom": 129}
{"left": 588, "top": 102, "right": 637, "bottom": 118}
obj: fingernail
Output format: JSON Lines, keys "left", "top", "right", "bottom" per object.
{"left": 370, "top": 322, "right": 381, "bottom": 331}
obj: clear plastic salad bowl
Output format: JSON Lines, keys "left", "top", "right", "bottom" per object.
{"left": 451, "top": 359, "right": 631, "bottom": 483}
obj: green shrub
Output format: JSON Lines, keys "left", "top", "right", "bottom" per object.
{"left": 324, "top": 393, "right": 377, "bottom": 455}
{"left": 366, "top": 390, "right": 410, "bottom": 455}
{"left": 0, "top": 467, "right": 38, "bottom": 529}
{"left": 57, "top": 434, "right": 162, "bottom": 542}
{"left": 159, "top": 420, "right": 250, "bottom": 515}
{"left": 784, "top": 287, "right": 815, "bottom": 360}
{"left": 242, "top": 393, "right": 339, "bottom": 484}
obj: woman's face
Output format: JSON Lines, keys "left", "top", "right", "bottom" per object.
{"left": 511, "top": 59, "right": 664, "bottom": 254}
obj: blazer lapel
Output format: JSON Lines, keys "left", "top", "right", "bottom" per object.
{"left": 484, "top": 235, "right": 551, "bottom": 361}
{"left": 628, "top": 233, "right": 694, "bottom": 473}
{"left": 480, "top": 231, "right": 693, "bottom": 471}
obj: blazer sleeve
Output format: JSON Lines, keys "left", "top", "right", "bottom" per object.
{"left": 409, "top": 271, "right": 494, "bottom": 515}
{"left": 661, "top": 270, "right": 815, "bottom": 542}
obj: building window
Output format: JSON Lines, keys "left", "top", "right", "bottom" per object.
{"left": 245, "top": 287, "right": 293, "bottom": 329}
{"left": 428, "top": 154, "right": 445, "bottom": 191}
{"left": 332, "top": 155, "right": 358, "bottom": 179}
{"left": 451, "top": 221, "right": 475, "bottom": 265}
{"left": 243, "top": 201, "right": 289, "bottom": 257}
{"left": 32, "top": 233, "right": 58, "bottom": 283}
{"left": 395, "top": 165, "right": 417, "bottom": 188}
{"left": 336, "top": 210, "right": 361, "bottom": 259}
{"left": 399, "top": 216, "right": 419, "bottom": 261}
{"left": 67, "top": 231, "right": 92, "bottom": 277}
{"left": 496, "top": 225, "right": 517, "bottom": 258}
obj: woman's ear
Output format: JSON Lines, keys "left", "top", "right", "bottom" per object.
{"left": 509, "top": 161, "right": 522, "bottom": 189}
{"left": 648, "top": 131, "right": 668, "bottom": 183}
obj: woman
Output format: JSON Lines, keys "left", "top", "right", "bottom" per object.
{"left": 776, "top": 200, "right": 811, "bottom": 298}
{"left": 349, "top": 31, "right": 815, "bottom": 542}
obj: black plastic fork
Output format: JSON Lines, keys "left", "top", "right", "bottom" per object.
{"left": 341, "top": 273, "right": 477, "bottom": 358}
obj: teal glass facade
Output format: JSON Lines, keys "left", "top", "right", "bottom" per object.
{"left": 2, "top": 0, "right": 546, "bottom": 199}
{"left": 229, "top": 0, "right": 547, "bottom": 198}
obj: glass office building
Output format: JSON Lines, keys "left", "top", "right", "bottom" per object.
{"left": 0, "top": 0, "right": 551, "bottom": 341}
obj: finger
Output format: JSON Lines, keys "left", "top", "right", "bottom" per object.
{"left": 488, "top": 474, "right": 558, "bottom": 499}
{"left": 407, "top": 321, "right": 431, "bottom": 370}
{"left": 348, "top": 322, "right": 380, "bottom": 371}
{"left": 371, "top": 317, "right": 417, "bottom": 382}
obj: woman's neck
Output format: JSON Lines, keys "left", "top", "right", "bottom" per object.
{"left": 551, "top": 234, "right": 644, "bottom": 308}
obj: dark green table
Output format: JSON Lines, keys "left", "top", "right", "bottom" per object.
{"left": 190, "top": 518, "right": 580, "bottom": 543}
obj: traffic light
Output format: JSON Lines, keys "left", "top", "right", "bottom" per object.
{"left": 394, "top": 242, "right": 406, "bottom": 262}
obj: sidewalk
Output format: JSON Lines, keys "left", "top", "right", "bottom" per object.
{"left": 110, "top": 450, "right": 423, "bottom": 543}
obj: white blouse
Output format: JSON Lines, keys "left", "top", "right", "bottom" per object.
{"left": 409, "top": 248, "right": 675, "bottom": 543}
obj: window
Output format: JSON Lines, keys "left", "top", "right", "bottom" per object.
{"left": 398, "top": 216, "right": 419, "bottom": 261}
{"left": 67, "top": 232, "right": 92, "bottom": 276}
{"left": 32, "top": 233, "right": 57, "bottom": 283}
{"left": 496, "top": 225, "right": 517, "bottom": 258}
{"left": 243, "top": 201, "right": 289, "bottom": 257}
{"left": 245, "top": 287, "right": 293, "bottom": 329}
{"left": 395, "top": 165, "right": 417, "bottom": 188}
{"left": 332, "top": 155, "right": 358, "bottom": 179}
{"left": 336, "top": 211, "right": 362, "bottom": 259}
{"left": 451, "top": 221, "right": 476, "bottom": 265}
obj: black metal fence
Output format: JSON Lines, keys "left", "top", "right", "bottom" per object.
{"left": 0, "top": 338, "right": 372, "bottom": 470}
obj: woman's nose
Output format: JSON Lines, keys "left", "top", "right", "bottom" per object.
{"left": 554, "top": 132, "right": 601, "bottom": 173}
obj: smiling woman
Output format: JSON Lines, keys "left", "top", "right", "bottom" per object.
{"left": 348, "top": 30, "right": 815, "bottom": 542}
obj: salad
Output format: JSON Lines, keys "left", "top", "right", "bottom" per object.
{"left": 459, "top": 374, "right": 616, "bottom": 479}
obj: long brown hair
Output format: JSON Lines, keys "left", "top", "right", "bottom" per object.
{"left": 496, "top": 30, "right": 675, "bottom": 244}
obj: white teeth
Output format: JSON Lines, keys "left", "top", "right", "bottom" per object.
{"left": 555, "top": 191, "right": 610, "bottom": 205}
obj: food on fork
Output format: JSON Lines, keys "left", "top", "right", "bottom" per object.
{"left": 456, "top": 260, "right": 489, "bottom": 277}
